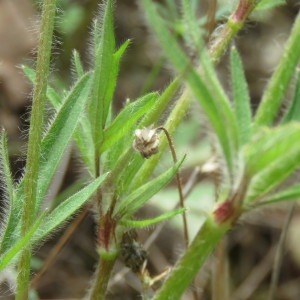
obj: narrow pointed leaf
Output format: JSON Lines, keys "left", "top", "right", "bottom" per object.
{"left": 89, "top": 0, "right": 115, "bottom": 147}
{"left": 245, "top": 141, "right": 300, "bottom": 203}
{"left": 114, "top": 39, "right": 130, "bottom": 63}
{"left": 108, "top": 79, "right": 180, "bottom": 194}
{"left": 257, "top": 184, "right": 300, "bottom": 206}
{"left": 102, "top": 108, "right": 134, "bottom": 174}
{"left": 181, "top": 0, "right": 203, "bottom": 51}
{"left": 244, "top": 123, "right": 300, "bottom": 176}
{"left": 281, "top": 70, "right": 300, "bottom": 123}
{"left": 104, "top": 40, "right": 130, "bottom": 115}
{"left": 72, "top": 49, "right": 84, "bottom": 78}
{"left": 120, "top": 207, "right": 186, "bottom": 228}
{"left": 100, "top": 39, "right": 130, "bottom": 128}
{"left": 22, "top": 64, "right": 96, "bottom": 175}
{"left": 0, "top": 211, "right": 45, "bottom": 271}
{"left": 73, "top": 115, "right": 95, "bottom": 175}
{"left": 0, "top": 130, "right": 15, "bottom": 253}
{"left": 114, "top": 155, "right": 185, "bottom": 218}
{"left": 33, "top": 173, "right": 108, "bottom": 243}
{"left": 35, "top": 72, "right": 93, "bottom": 207}
{"left": 139, "top": 78, "right": 180, "bottom": 128}
{"left": 99, "top": 93, "right": 158, "bottom": 153}
{"left": 255, "top": 0, "right": 285, "bottom": 11}
{"left": 0, "top": 130, "right": 14, "bottom": 210}
{"left": 254, "top": 13, "right": 300, "bottom": 127}
{"left": 15, "top": 72, "right": 93, "bottom": 213}
{"left": 200, "top": 50, "right": 239, "bottom": 168}
{"left": 230, "top": 46, "right": 252, "bottom": 144}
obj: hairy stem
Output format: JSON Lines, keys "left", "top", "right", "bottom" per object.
{"left": 209, "top": 0, "right": 259, "bottom": 64}
{"left": 153, "top": 216, "right": 230, "bottom": 300}
{"left": 89, "top": 257, "right": 117, "bottom": 300}
{"left": 16, "top": 0, "right": 56, "bottom": 299}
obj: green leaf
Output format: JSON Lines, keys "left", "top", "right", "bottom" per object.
{"left": 244, "top": 123, "right": 300, "bottom": 176}
{"left": 33, "top": 173, "right": 108, "bottom": 243}
{"left": 0, "top": 211, "right": 45, "bottom": 271}
{"left": 181, "top": 0, "right": 203, "bottom": 52}
{"left": 246, "top": 149, "right": 300, "bottom": 203}
{"left": 114, "top": 155, "right": 185, "bottom": 218}
{"left": 99, "top": 93, "right": 158, "bottom": 153}
{"left": 15, "top": 72, "right": 93, "bottom": 215}
{"left": 89, "top": 0, "right": 115, "bottom": 148}
{"left": 108, "top": 78, "right": 180, "bottom": 195}
{"left": 122, "top": 78, "right": 185, "bottom": 195}
{"left": 0, "top": 130, "right": 15, "bottom": 253}
{"left": 114, "top": 39, "right": 130, "bottom": 66}
{"left": 22, "top": 64, "right": 96, "bottom": 175}
{"left": 73, "top": 114, "right": 96, "bottom": 176}
{"left": 49, "top": 178, "right": 86, "bottom": 210}
{"left": 200, "top": 50, "right": 239, "bottom": 170}
{"left": 281, "top": 70, "right": 300, "bottom": 123}
{"left": 140, "top": 78, "right": 181, "bottom": 128}
{"left": 102, "top": 101, "right": 134, "bottom": 173}
{"left": 230, "top": 46, "right": 252, "bottom": 144}
{"left": 120, "top": 207, "right": 186, "bottom": 228}
{"left": 35, "top": 72, "right": 92, "bottom": 206}
{"left": 255, "top": 0, "right": 285, "bottom": 11}
{"left": 21, "top": 65, "right": 62, "bottom": 110}
{"left": 101, "top": 39, "right": 130, "bottom": 128}
{"left": 245, "top": 125, "right": 300, "bottom": 203}
{"left": 257, "top": 184, "right": 300, "bottom": 206}
{"left": 72, "top": 49, "right": 84, "bottom": 78}
{"left": 254, "top": 13, "right": 300, "bottom": 127}
{"left": 0, "top": 130, "right": 14, "bottom": 210}
{"left": 141, "top": 0, "right": 238, "bottom": 178}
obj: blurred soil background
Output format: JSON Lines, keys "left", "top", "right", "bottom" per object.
{"left": 1, "top": 0, "right": 300, "bottom": 299}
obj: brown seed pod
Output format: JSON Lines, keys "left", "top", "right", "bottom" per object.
{"left": 132, "top": 126, "right": 159, "bottom": 158}
{"left": 121, "top": 231, "right": 148, "bottom": 273}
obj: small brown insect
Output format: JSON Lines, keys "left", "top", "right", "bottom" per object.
{"left": 121, "top": 231, "right": 148, "bottom": 273}
{"left": 133, "top": 126, "right": 159, "bottom": 159}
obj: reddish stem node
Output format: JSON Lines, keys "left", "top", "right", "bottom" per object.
{"left": 213, "top": 200, "right": 235, "bottom": 225}
{"left": 98, "top": 214, "right": 116, "bottom": 251}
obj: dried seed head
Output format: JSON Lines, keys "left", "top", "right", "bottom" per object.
{"left": 133, "top": 126, "right": 159, "bottom": 158}
{"left": 121, "top": 231, "right": 148, "bottom": 273}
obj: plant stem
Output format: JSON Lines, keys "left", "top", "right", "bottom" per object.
{"left": 16, "top": 0, "right": 56, "bottom": 299}
{"left": 153, "top": 216, "right": 230, "bottom": 300}
{"left": 254, "top": 12, "right": 300, "bottom": 127}
{"left": 157, "top": 126, "right": 189, "bottom": 246}
{"left": 209, "top": 0, "right": 259, "bottom": 64}
{"left": 89, "top": 1, "right": 259, "bottom": 298}
{"left": 89, "top": 256, "right": 117, "bottom": 300}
